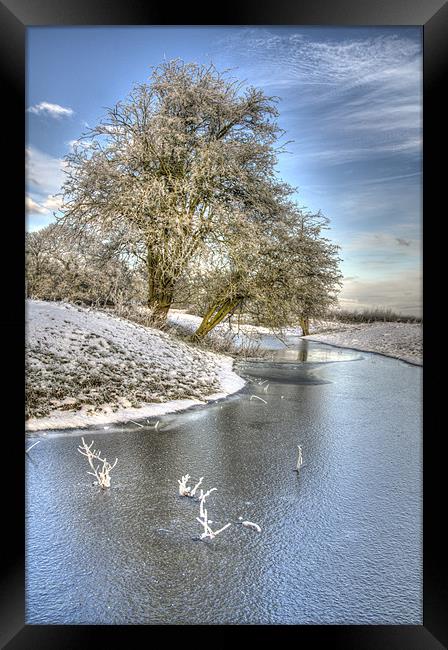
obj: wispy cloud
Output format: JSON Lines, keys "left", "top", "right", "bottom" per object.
{"left": 27, "top": 101, "right": 74, "bottom": 118}
{"left": 289, "top": 139, "right": 422, "bottom": 167}
{"left": 310, "top": 175, "right": 422, "bottom": 229}
{"left": 25, "top": 195, "right": 47, "bottom": 215}
{"left": 26, "top": 146, "right": 67, "bottom": 195}
{"left": 220, "top": 30, "right": 421, "bottom": 95}
{"left": 66, "top": 138, "right": 94, "bottom": 151}
{"left": 344, "top": 231, "right": 420, "bottom": 255}
{"left": 218, "top": 30, "right": 422, "bottom": 166}
{"left": 26, "top": 146, "right": 66, "bottom": 228}
{"left": 26, "top": 193, "right": 63, "bottom": 216}
{"left": 339, "top": 230, "right": 421, "bottom": 282}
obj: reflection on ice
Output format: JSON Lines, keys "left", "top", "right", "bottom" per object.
{"left": 270, "top": 344, "right": 362, "bottom": 363}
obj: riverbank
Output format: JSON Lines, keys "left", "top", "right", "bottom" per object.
{"left": 304, "top": 321, "right": 422, "bottom": 366}
{"left": 25, "top": 300, "right": 245, "bottom": 431}
{"left": 25, "top": 303, "right": 422, "bottom": 432}
{"left": 168, "top": 309, "right": 423, "bottom": 366}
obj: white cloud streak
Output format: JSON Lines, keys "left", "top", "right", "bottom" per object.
{"left": 27, "top": 101, "right": 74, "bottom": 118}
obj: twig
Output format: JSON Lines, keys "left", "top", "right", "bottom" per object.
{"left": 195, "top": 487, "right": 231, "bottom": 540}
{"left": 238, "top": 517, "right": 261, "bottom": 533}
{"left": 190, "top": 476, "right": 203, "bottom": 497}
{"left": 198, "top": 487, "right": 217, "bottom": 517}
{"left": 296, "top": 444, "right": 303, "bottom": 471}
{"left": 178, "top": 473, "right": 191, "bottom": 496}
{"left": 212, "top": 522, "right": 232, "bottom": 536}
{"left": 25, "top": 440, "right": 41, "bottom": 453}
{"left": 250, "top": 395, "right": 267, "bottom": 404}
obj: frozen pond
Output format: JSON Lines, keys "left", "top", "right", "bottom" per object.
{"left": 26, "top": 340, "right": 422, "bottom": 624}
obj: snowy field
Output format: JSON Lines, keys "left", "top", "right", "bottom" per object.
{"left": 25, "top": 301, "right": 245, "bottom": 431}
{"left": 304, "top": 322, "right": 422, "bottom": 366}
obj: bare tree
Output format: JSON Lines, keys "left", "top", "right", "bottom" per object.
{"left": 60, "top": 60, "right": 284, "bottom": 322}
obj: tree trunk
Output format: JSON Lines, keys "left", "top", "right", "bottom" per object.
{"left": 146, "top": 247, "right": 174, "bottom": 323}
{"left": 148, "top": 287, "right": 174, "bottom": 322}
{"left": 193, "top": 297, "right": 242, "bottom": 339}
{"left": 299, "top": 316, "right": 310, "bottom": 336}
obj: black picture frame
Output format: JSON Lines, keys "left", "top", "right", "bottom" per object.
{"left": 2, "top": 0, "right": 445, "bottom": 647}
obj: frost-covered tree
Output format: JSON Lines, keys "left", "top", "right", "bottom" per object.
{"left": 59, "top": 60, "right": 283, "bottom": 321}
{"left": 189, "top": 205, "right": 342, "bottom": 338}
{"left": 25, "top": 223, "right": 141, "bottom": 305}
{"left": 289, "top": 213, "right": 343, "bottom": 336}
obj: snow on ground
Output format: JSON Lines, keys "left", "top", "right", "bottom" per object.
{"left": 26, "top": 300, "right": 245, "bottom": 431}
{"left": 304, "top": 322, "right": 422, "bottom": 366}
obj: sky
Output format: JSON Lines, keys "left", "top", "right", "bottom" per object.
{"left": 26, "top": 26, "right": 422, "bottom": 316}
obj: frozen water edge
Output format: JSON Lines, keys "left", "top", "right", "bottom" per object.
{"left": 25, "top": 300, "right": 245, "bottom": 432}
{"left": 25, "top": 359, "right": 245, "bottom": 432}
{"left": 25, "top": 390, "right": 242, "bottom": 433}
{"left": 168, "top": 309, "right": 422, "bottom": 366}
{"left": 304, "top": 322, "right": 422, "bottom": 366}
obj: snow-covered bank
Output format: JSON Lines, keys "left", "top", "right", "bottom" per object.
{"left": 304, "top": 322, "right": 422, "bottom": 366}
{"left": 26, "top": 301, "right": 245, "bottom": 431}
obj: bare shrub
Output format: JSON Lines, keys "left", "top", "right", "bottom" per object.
{"left": 178, "top": 474, "right": 204, "bottom": 498}
{"left": 106, "top": 302, "right": 158, "bottom": 329}
{"left": 77, "top": 437, "right": 118, "bottom": 488}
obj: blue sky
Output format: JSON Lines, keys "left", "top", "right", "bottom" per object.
{"left": 26, "top": 26, "right": 422, "bottom": 315}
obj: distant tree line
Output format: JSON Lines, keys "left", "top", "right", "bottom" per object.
{"left": 26, "top": 60, "right": 343, "bottom": 338}
{"left": 328, "top": 308, "right": 422, "bottom": 324}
